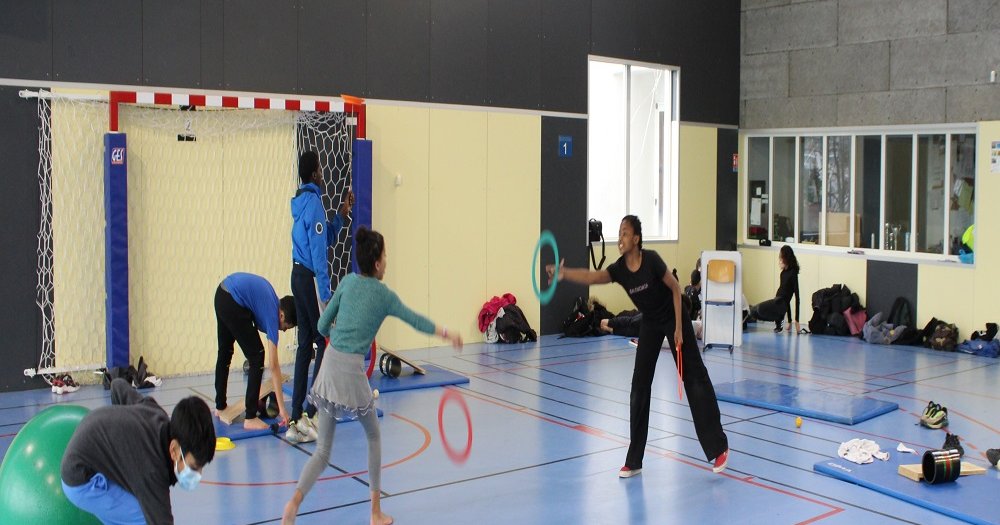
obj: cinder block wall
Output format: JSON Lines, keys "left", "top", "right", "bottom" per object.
{"left": 741, "top": 0, "right": 1000, "bottom": 128}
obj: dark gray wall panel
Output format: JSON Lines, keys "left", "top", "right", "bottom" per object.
{"left": 223, "top": 0, "right": 297, "bottom": 93}
{"left": 200, "top": 0, "right": 224, "bottom": 90}
{"left": 52, "top": 0, "right": 141, "bottom": 84}
{"left": 367, "top": 0, "right": 430, "bottom": 101}
{"left": 540, "top": 117, "right": 589, "bottom": 334}
{"left": 716, "top": 128, "right": 738, "bottom": 250}
{"left": 299, "top": 0, "right": 366, "bottom": 97}
{"left": 591, "top": 0, "right": 636, "bottom": 59}
{"left": 0, "top": 0, "right": 53, "bottom": 80}
{"left": 430, "top": 0, "right": 487, "bottom": 105}
{"left": 635, "top": 0, "right": 669, "bottom": 63}
{"left": 666, "top": 1, "right": 741, "bottom": 125}
{"left": 866, "top": 260, "right": 918, "bottom": 323}
{"left": 142, "top": 0, "right": 201, "bottom": 87}
{"left": 487, "top": 0, "right": 540, "bottom": 109}
{"left": 0, "top": 87, "right": 46, "bottom": 392}
{"left": 541, "top": 0, "right": 589, "bottom": 113}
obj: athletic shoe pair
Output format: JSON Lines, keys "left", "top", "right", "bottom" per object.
{"left": 986, "top": 448, "right": 1000, "bottom": 467}
{"left": 285, "top": 416, "right": 319, "bottom": 443}
{"left": 920, "top": 401, "right": 948, "bottom": 429}
{"left": 618, "top": 449, "right": 730, "bottom": 478}
{"left": 942, "top": 432, "right": 964, "bottom": 457}
{"left": 51, "top": 374, "right": 80, "bottom": 394}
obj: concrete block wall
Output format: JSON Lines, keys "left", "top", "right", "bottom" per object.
{"left": 742, "top": 0, "right": 1000, "bottom": 128}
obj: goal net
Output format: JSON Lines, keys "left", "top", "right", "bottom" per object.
{"left": 29, "top": 90, "right": 359, "bottom": 382}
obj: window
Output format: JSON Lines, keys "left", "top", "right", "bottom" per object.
{"left": 589, "top": 57, "right": 679, "bottom": 240}
{"left": 745, "top": 128, "right": 976, "bottom": 257}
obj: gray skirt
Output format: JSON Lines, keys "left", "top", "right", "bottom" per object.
{"left": 308, "top": 347, "right": 376, "bottom": 417}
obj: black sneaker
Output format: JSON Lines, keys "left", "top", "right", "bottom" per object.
{"left": 773, "top": 320, "right": 783, "bottom": 333}
{"left": 942, "top": 433, "right": 964, "bottom": 457}
{"left": 987, "top": 449, "right": 1000, "bottom": 466}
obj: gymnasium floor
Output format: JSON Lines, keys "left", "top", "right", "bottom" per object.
{"left": 2, "top": 326, "right": 998, "bottom": 524}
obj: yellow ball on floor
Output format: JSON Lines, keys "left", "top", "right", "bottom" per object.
{"left": 373, "top": 389, "right": 379, "bottom": 399}
{"left": 795, "top": 416, "right": 803, "bottom": 428}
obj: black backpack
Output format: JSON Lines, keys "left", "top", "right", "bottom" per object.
{"left": 887, "top": 297, "right": 914, "bottom": 328}
{"left": 496, "top": 303, "right": 537, "bottom": 343}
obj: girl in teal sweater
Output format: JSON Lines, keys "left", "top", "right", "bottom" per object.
{"left": 283, "top": 226, "right": 462, "bottom": 525}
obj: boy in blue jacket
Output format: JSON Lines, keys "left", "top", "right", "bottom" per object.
{"left": 288, "top": 150, "right": 354, "bottom": 442}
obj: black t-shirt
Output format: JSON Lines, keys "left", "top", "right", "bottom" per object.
{"left": 606, "top": 250, "right": 675, "bottom": 325}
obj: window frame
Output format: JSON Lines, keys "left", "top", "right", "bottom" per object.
{"left": 742, "top": 123, "right": 977, "bottom": 262}
{"left": 587, "top": 55, "right": 681, "bottom": 242}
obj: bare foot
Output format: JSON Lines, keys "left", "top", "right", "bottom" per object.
{"left": 281, "top": 500, "right": 298, "bottom": 525}
{"left": 244, "top": 417, "right": 269, "bottom": 430}
{"left": 371, "top": 511, "right": 393, "bottom": 525}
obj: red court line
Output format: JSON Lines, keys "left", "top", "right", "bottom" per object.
{"left": 455, "top": 387, "right": 844, "bottom": 522}
{"left": 201, "top": 413, "right": 430, "bottom": 487}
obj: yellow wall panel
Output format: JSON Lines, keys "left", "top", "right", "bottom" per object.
{"left": 972, "top": 123, "right": 1000, "bottom": 329}
{"left": 368, "top": 105, "right": 433, "bottom": 350}
{"left": 676, "top": 125, "right": 718, "bottom": 274}
{"left": 428, "top": 109, "right": 488, "bottom": 343}
{"left": 486, "top": 113, "right": 541, "bottom": 331}
{"left": 919, "top": 264, "right": 976, "bottom": 330}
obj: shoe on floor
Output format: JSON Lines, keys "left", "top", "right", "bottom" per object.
{"left": 300, "top": 416, "right": 319, "bottom": 442}
{"left": 51, "top": 378, "right": 65, "bottom": 395}
{"left": 285, "top": 420, "right": 311, "bottom": 443}
{"left": 986, "top": 449, "right": 1000, "bottom": 467}
{"left": 921, "top": 400, "right": 939, "bottom": 420}
{"left": 618, "top": 466, "right": 642, "bottom": 478}
{"left": 921, "top": 405, "right": 948, "bottom": 429}
{"left": 773, "top": 321, "right": 783, "bottom": 333}
{"left": 712, "top": 449, "right": 729, "bottom": 473}
{"left": 942, "top": 433, "right": 964, "bottom": 457}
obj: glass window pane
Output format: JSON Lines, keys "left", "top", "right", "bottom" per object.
{"left": 772, "top": 137, "right": 796, "bottom": 242}
{"left": 747, "top": 137, "right": 769, "bottom": 240}
{"left": 588, "top": 61, "right": 627, "bottom": 232}
{"left": 916, "top": 135, "right": 946, "bottom": 254}
{"left": 629, "top": 66, "right": 667, "bottom": 236}
{"left": 798, "top": 136, "right": 822, "bottom": 243}
{"left": 825, "top": 136, "right": 852, "bottom": 247}
{"left": 949, "top": 134, "right": 976, "bottom": 255}
{"left": 884, "top": 135, "right": 913, "bottom": 251}
{"left": 855, "top": 136, "right": 881, "bottom": 249}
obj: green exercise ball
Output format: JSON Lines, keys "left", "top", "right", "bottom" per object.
{"left": 0, "top": 404, "right": 101, "bottom": 524}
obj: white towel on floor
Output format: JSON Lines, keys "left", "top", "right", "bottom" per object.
{"left": 838, "top": 439, "right": 890, "bottom": 464}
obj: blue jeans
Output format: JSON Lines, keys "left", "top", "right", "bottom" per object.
{"left": 62, "top": 473, "right": 145, "bottom": 525}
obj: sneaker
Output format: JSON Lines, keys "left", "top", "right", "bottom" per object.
{"left": 922, "top": 405, "right": 948, "bottom": 429}
{"left": 773, "top": 321, "right": 783, "bottom": 333}
{"left": 285, "top": 420, "right": 307, "bottom": 443}
{"left": 986, "top": 449, "right": 1000, "bottom": 467}
{"left": 618, "top": 466, "right": 642, "bottom": 478}
{"left": 942, "top": 433, "right": 964, "bottom": 457}
{"left": 712, "top": 449, "right": 729, "bottom": 473}
{"left": 51, "top": 378, "right": 65, "bottom": 395}
{"left": 60, "top": 375, "right": 80, "bottom": 393}
{"left": 921, "top": 401, "right": 939, "bottom": 420}
{"left": 300, "top": 416, "right": 319, "bottom": 442}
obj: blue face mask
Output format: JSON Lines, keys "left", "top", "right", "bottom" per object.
{"left": 175, "top": 446, "right": 201, "bottom": 491}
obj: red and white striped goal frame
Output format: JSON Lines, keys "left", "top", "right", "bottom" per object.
{"left": 108, "top": 90, "right": 366, "bottom": 138}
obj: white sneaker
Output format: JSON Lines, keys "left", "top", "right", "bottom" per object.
{"left": 300, "top": 416, "right": 319, "bottom": 442}
{"left": 285, "top": 421, "right": 306, "bottom": 443}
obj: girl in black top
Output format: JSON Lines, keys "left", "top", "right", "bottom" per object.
{"left": 547, "top": 215, "right": 729, "bottom": 477}
{"left": 750, "top": 245, "right": 800, "bottom": 333}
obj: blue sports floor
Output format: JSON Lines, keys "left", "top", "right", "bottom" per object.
{"left": 2, "top": 326, "right": 999, "bottom": 524}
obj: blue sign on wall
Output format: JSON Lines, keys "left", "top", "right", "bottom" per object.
{"left": 558, "top": 135, "right": 573, "bottom": 158}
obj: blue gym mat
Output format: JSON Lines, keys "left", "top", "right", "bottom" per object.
{"left": 215, "top": 408, "right": 383, "bottom": 441}
{"left": 282, "top": 365, "right": 469, "bottom": 398}
{"left": 368, "top": 364, "right": 469, "bottom": 393}
{"left": 814, "top": 455, "right": 998, "bottom": 525}
{"left": 714, "top": 379, "right": 898, "bottom": 425}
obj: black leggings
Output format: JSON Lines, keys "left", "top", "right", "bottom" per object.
{"left": 214, "top": 286, "right": 265, "bottom": 420}
{"left": 626, "top": 311, "right": 728, "bottom": 468}
{"left": 752, "top": 298, "right": 788, "bottom": 323}
{"left": 290, "top": 263, "right": 327, "bottom": 421}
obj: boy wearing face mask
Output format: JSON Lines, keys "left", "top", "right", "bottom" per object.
{"left": 61, "top": 378, "right": 216, "bottom": 525}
